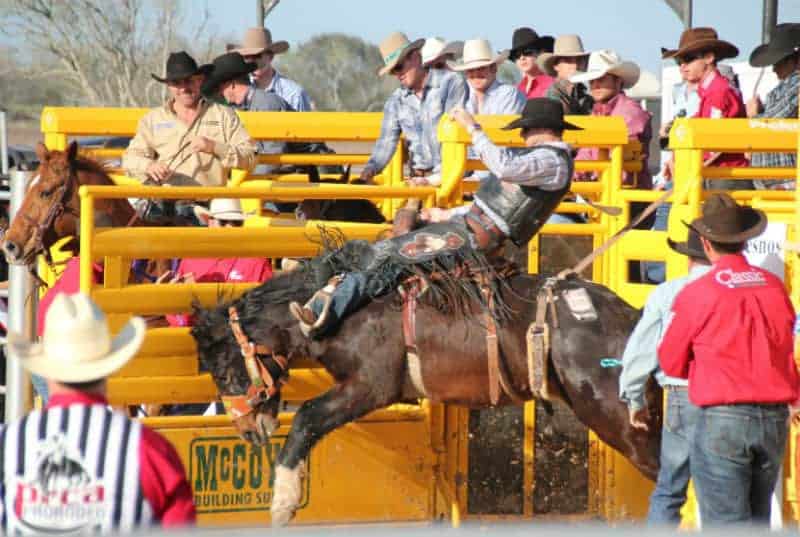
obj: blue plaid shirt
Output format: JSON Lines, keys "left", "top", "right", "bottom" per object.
{"left": 365, "top": 68, "right": 468, "bottom": 175}
{"left": 465, "top": 79, "right": 526, "bottom": 115}
{"left": 255, "top": 70, "right": 313, "bottom": 112}
{"left": 752, "top": 71, "right": 799, "bottom": 190}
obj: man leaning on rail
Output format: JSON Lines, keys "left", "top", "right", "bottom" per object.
{"left": 290, "top": 98, "right": 577, "bottom": 338}
{"left": 357, "top": 32, "right": 468, "bottom": 187}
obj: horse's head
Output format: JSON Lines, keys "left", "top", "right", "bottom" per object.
{"left": 2, "top": 142, "right": 82, "bottom": 265}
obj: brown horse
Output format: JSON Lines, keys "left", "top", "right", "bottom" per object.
{"left": 191, "top": 244, "right": 663, "bottom": 526}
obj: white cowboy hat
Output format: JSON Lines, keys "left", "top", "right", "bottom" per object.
{"left": 448, "top": 39, "right": 507, "bottom": 71}
{"left": 569, "top": 49, "right": 640, "bottom": 89}
{"left": 7, "top": 293, "right": 145, "bottom": 383}
{"left": 194, "top": 198, "right": 247, "bottom": 224}
{"left": 234, "top": 27, "right": 289, "bottom": 57}
{"left": 421, "top": 37, "right": 464, "bottom": 66}
{"left": 537, "top": 35, "right": 589, "bottom": 77}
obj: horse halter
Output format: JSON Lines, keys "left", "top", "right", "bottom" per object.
{"left": 223, "top": 306, "right": 289, "bottom": 419}
{"left": 21, "top": 166, "right": 76, "bottom": 267}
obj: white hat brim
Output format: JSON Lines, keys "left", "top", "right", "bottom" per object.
{"left": 447, "top": 51, "right": 508, "bottom": 72}
{"left": 570, "top": 61, "right": 639, "bottom": 89}
{"left": 193, "top": 206, "right": 247, "bottom": 223}
{"left": 8, "top": 317, "right": 146, "bottom": 383}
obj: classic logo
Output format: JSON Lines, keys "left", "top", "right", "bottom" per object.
{"left": 190, "top": 435, "right": 309, "bottom": 514}
{"left": 15, "top": 435, "right": 105, "bottom": 534}
{"left": 715, "top": 268, "right": 767, "bottom": 289}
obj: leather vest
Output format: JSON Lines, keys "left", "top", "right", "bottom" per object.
{"left": 474, "top": 144, "right": 573, "bottom": 247}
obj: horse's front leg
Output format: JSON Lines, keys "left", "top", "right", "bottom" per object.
{"left": 271, "top": 380, "right": 385, "bottom": 526}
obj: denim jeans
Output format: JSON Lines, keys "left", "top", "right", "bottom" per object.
{"left": 691, "top": 403, "right": 788, "bottom": 526}
{"left": 647, "top": 387, "right": 699, "bottom": 525}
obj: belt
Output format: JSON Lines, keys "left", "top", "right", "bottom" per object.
{"left": 663, "top": 385, "right": 687, "bottom": 391}
{"left": 464, "top": 205, "right": 506, "bottom": 250}
{"left": 412, "top": 168, "right": 433, "bottom": 177}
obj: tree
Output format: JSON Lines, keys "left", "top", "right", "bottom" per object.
{"left": 276, "top": 33, "right": 397, "bottom": 112}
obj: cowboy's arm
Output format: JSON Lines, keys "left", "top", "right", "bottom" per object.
{"left": 471, "top": 132, "right": 568, "bottom": 188}
{"left": 619, "top": 289, "right": 666, "bottom": 410}
{"left": 123, "top": 115, "right": 158, "bottom": 181}
{"left": 364, "top": 95, "right": 402, "bottom": 175}
{"left": 218, "top": 108, "right": 257, "bottom": 171}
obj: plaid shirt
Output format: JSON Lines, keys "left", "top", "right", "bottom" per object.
{"left": 752, "top": 71, "right": 799, "bottom": 190}
{"left": 365, "top": 68, "right": 467, "bottom": 175}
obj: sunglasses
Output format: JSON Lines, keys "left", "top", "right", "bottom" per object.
{"left": 219, "top": 219, "right": 244, "bottom": 227}
{"left": 390, "top": 58, "right": 409, "bottom": 75}
{"left": 675, "top": 53, "right": 703, "bottom": 66}
{"left": 510, "top": 48, "right": 539, "bottom": 62}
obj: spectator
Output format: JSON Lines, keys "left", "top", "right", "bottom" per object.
{"left": 508, "top": 27, "right": 555, "bottom": 99}
{"left": 659, "top": 194, "right": 799, "bottom": 525}
{"left": 420, "top": 37, "right": 464, "bottom": 70}
{"left": 450, "top": 39, "right": 526, "bottom": 116}
{"left": 747, "top": 23, "right": 800, "bottom": 191}
{"left": 4, "top": 293, "right": 196, "bottom": 531}
{"left": 235, "top": 27, "right": 312, "bottom": 112}
{"left": 661, "top": 28, "right": 751, "bottom": 190}
{"left": 619, "top": 223, "right": 711, "bottom": 525}
{"left": 358, "top": 32, "right": 467, "bottom": 187}
{"left": 538, "top": 34, "right": 593, "bottom": 114}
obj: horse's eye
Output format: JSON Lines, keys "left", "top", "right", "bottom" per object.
{"left": 40, "top": 188, "right": 53, "bottom": 199}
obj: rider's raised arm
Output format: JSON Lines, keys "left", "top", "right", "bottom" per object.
{"left": 363, "top": 93, "right": 403, "bottom": 176}
{"left": 471, "top": 131, "right": 570, "bottom": 189}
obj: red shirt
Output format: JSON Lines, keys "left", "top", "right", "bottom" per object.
{"left": 695, "top": 70, "right": 749, "bottom": 167}
{"left": 658, "top": 254, "right": 799, "bottom": 407}
{"left": 46, "top": 392, "right": 196, "bottom": 527}
{"left": 37, "top": 257, "right": 102, "bottom": 336}
{"left": 518, "top": 74, "right": 555, "bottom": 99}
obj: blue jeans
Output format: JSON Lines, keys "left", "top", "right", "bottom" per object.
{"left": 647, "top": 387, "right": 698, "bottom": 525}
{"left": 691, "top": 403, "right": 788, "bottom": 526}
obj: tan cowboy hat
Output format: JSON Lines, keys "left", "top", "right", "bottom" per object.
{"left": 421, "top": 37, "right": 464, "bottom": 66}
{"left": 661, "top": 27, "right": 738, "bottom": 61}
{"left": 377, "top": 32, "right": 425, "bottom": 76}
{"left": 234, "top": 27, "right": 289, "bottom": 56}
{"left": 569, "top": 49, "right": 640, "bottom": 89}
{"left": 7, "top": 293, "right": 145, "bottom": 383}
{"left": 537, "top": 35, "right": 589, "bottom": 77}
{"left": 448, "top": 39, "right": 507, "bottom": 71}
{"left": 687, "top": 193, "right": 767, "bottom": 244}
{"left": 194, "top": 198, "right": 248, "bottom": 224}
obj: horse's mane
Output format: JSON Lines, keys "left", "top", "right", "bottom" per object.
{"left": 73, "top": 155, "right": 114, "bottom": 184}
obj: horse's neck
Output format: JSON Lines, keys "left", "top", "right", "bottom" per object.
{"left": 82, "top": 170, "right": 137, "bottom": 227}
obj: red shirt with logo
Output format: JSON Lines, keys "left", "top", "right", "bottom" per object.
{"left": 518, "top": 74, "right": 555, "bottom": 99}
{"left": 658, "top": 254, "right": 799, "bottom": 407}
{"left": 695, "top": 70, "right": 749, "bottom": 167}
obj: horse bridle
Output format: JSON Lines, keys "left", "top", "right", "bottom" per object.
{"left": 223, "top": 306, "right": 290, "bottom": 419}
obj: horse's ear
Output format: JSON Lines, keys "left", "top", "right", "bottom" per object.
{"left": 35, "top": 142, "right": 50, "bottom": 163}
{"left": 66, "top": 141, "right": 79, "bottom": 162}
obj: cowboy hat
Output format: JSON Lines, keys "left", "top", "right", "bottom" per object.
{"left": 749, "top": 23, "right": 800, "bottom": 67}
{"left": 537, "top": 35, "right": 589, "bottom": 77}
{"left": 661, "top": 27, "right": 738, "bottom": 61}
{"left": 501, "top": 97, "right": 582, "bottom": 131}
{"left": 234, "top": 27, "right": 289, "bottom": 56}
{"left": 7, "top": 293, "right": 145, "bottom": 383}
{"left": 194, "top": 198, "right": 248, "bottom": 224}
{"left": 687, "top": 193, "right": 767, "bottom": 244}
{"left": 448, "top": 39, "right": 507, "bottom": 71}
{"left": 151, "top": 51, "right": 213, "bottom": 84}
{"left": 508, "top": 27, "right": 554, "bottom": 60}
{"left": 570, "top": 49, "right": 640, "bottom": 89}
{"left": 421, "top": 37, "right": 464, "bottom": 66}
{"left": 667, "top": 218, "right": 709, "bottom": 261}
{"left": 201, "top": 52, "right": 257, "bottom": 96}
{"left": 377, "top": 32, "right": 425, "bottom": 76}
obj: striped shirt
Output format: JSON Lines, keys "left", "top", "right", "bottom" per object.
{"left": 0, "top": 392, "right": 195, "bottom": 534}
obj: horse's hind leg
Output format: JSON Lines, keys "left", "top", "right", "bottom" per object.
{"left": 271, "top": 380, "right": 385, "bottom": 526}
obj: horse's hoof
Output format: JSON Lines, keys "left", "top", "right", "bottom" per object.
{"left": 270, "top": 462, "right": 306, "bottom": 526}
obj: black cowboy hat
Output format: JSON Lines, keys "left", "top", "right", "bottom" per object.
{"left": 201, "top": 52, "right": 257, "bottom": 96}
{"left": 687, "top": 193, "right": 767, "bottom": 244}
{"left": 501, "top": 98, "right": 582, "bottom": 132}
{"left": 151, "top": 51, "right": 212, "bottom": 84}
{"left": 668, "top": 218, "right": 709, "bottom": 261}
{"left": 510, "top": 27, "right": 555, "bottom": 55}
{"left": 749, "top": 23, "right": 800, "bottom": 67}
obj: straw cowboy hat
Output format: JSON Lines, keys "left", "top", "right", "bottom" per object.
{"left": 194, "top": 198, "right": 248, "bottom": 224}
{"left": 749, "top": 23, "right": 800, "bottom": 67}
{"left": 201, "top": 52, "right": 257, "bottom": 96}
{"left": 537, "top": 35, "right": 589, "bottom": 77}
{"left": 151, "top": 51, "right": 212, "bottom": 83}
{"left": 501, "top": 98, "right": 582, "bottom": 132}
{"left": 7, "top": 293, "right": 145, "bottom": 383}
{"left": 234, "top": 27, "right": 289, "bottom": 56}
{"left": 570, "top": 49, "right": 640, "bottom": 89}
{"left": 448, "top": 39, "right": 507, "bottom": 71}
{"left": 667, "top": 218, "right": 709, "bottom": 261}
{"left": 377, "top": 32, "right": 425, "bottom": 76}
{"left": 687, "top": 193, "right": 767, "bottom": 244}
{"left": 661, "top": 27, "right": 738, "bottom": 61}
{"left": 421, "top": 37, "right": 464, "bottom": 66}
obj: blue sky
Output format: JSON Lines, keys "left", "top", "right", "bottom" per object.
{"left": 192, "top": 0, "right": 800, "bottom": 75}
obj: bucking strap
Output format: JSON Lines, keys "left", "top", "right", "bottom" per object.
{"left": 527, "top": 279, "right": 558, "bottom": 400}
{"left": 481, "top": 284, "right": 501, "bottom": 405}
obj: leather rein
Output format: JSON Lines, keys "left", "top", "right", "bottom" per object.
{"left": 223, "top": 306, "right": 290, "bottom": 419}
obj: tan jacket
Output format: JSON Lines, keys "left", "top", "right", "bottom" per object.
{"left": 122, "top": 99, "right": 256, "bottom": 186}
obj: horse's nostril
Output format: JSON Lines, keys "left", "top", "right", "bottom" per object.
{"left": 2, "top": 241, "right": 19, "bottom": 260}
